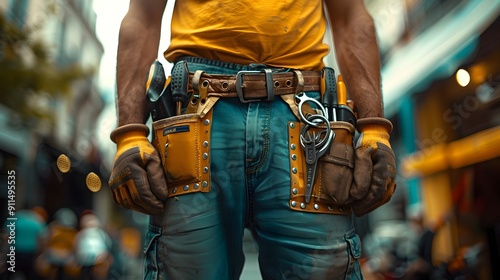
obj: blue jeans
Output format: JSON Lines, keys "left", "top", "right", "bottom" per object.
{"left": 144, "top": 57, "right": 363, "bottom": 280}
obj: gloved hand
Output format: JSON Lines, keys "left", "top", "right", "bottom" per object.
{"left": 108, "top": 123, "right": 168, "bottom": 214}
{"left": 350, "top": 117, "right": 397, "bottom": 216}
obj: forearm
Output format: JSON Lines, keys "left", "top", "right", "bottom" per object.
{"left": 325, "top": 1, "right": 396, "bottom": 217}
{"left": 325, "top": 1, "right": 383, "bottom": 118}
{"left": 116, "top": 1, "right": 166, "bottom": 126}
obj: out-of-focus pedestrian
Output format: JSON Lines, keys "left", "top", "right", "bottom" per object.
{"left": 74, "top": 210, "right": 112, "bottom": 280}
{"left": 35, "top": 208, "right": 80, "bottom": 280}
{"left": 1, "top": 206, "right": 48, "bottom": 279}
{"left": 108, "top": 227, "right": 143, "bottom": 279}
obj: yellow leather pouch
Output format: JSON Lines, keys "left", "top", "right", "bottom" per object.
{"left": 152, "top": 111, "right": 213, "bottom": 197}
{"left": 288, "top": 120, "right": 355, "bottom": 215}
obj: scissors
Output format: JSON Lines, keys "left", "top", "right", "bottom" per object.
{"left": 299, "top": 114, "right": 334, "bottom": 203}
{"left": 295, "top": 92, "right": 328, "bottom": 127}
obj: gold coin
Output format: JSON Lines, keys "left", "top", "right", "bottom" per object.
{"left": 86, "top": 172, "right": 101, "bottom": 192}
{"left": 56, "top": 154, "right": 71, "bottom": 173}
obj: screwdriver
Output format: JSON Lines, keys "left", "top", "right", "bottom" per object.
{"left": 336, "top": 75, "right": 357, "bottom": 126}
{"left": 337, "top": 75, "right": 347, "bottom": 105}
{"left": 322, "top": 67, "right": 337, "bottom": 122}
{"left": 171, "top": 61, "right": 189, "bottom": 116}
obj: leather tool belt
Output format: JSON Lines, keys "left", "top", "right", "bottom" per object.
{"left": 183, "top": 68, "right": 321, "bottom": 119}
{"left": 148, "top": 60, "right": 323, "bottom": 118}
{"left": 188, "top": 69, "right": 322, "bottom": 103}
{"left": 149, "top": 61, "right": 357, "bottom": 211}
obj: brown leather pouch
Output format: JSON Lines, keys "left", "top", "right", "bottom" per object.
{"left": 288, "top": 120, "right": 355, "bottom": 214}
{"left": 152, "top": 111, "right": 213, "bottom": 197}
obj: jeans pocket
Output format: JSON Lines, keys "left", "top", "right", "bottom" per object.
{"left": 143, "top": 224, "right": 162, "bottom": 280}
{"left": 344, "top": 233, "right": 363, "bottom": 280}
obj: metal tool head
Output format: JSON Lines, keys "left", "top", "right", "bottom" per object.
{"left": 299, "top": 114, "right": 333, "bottom": 151}
{"left": 299, "top": 113, "right": 335, "bottom": 204}
{"left": 295, "top": 92, "right": 328, "bottom": 127}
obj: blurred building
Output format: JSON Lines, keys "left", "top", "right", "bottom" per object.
{"left": 365, "top": 0, "right": 500, "bottom": 278}
{"left": 0, "top": 0, "right": 106, "bottom": 220}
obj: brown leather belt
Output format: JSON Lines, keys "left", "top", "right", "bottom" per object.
{"left": 189, "top": 69, "right": 322, "bottom": 103}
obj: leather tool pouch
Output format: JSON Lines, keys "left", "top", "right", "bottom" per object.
{"left": 152, "top": 111, "right": 213, "bottom": 197}
{"left": 288, "top": 120, "right": 355, "bottom": 214}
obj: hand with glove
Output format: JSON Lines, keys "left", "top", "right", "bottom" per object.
{"left": 350, "top": 117, "right": 397, "bottom": 216}
{"left": 108, "top": 123, "right": 168, "bottom": 215}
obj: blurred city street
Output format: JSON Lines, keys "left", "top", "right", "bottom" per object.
{"left": 241, "top": 231, "right": 261, "bottom": 280}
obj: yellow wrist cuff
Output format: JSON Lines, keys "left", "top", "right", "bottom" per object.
{"left": 357, "top": 117, "right": 392, "bottom": 148}
{"left": 110, "top": 124, "right": 150, "bottom": 144}
{"left": 111, "top": 124, "right": 152, "bottom": 158}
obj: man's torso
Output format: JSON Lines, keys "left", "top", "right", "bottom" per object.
{"left": 165, "top": 0, "right": 329, "bottom": 70}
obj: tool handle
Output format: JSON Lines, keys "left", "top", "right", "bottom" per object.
{"left": 145, "top": 60, "right": 167, "bottom": 99}
{"left": 336, "top": 75, "right": 356, "bottom": 126}
{"left": 321, "top": 67, "right": 337, "bottom": 121}
{"left": 146, "top": 60, "right": 175, "bottom": 121}
{"left": 171, "top": 61, "right": 189, "bottom": 103}
{"left": 336, "top": 105, "right": 357, "bottom": 126}
{"left": 337, "top": 75, "right": 347, "bottom": 105}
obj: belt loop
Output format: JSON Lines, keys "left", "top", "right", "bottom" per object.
{"left": 264, "top": 69, "right": 274, "bottom": 101}
{"left": 236, "top": 69, "right": 275, "bottom": 103}
{"left": 293, "top": 70, "right": 304, "bottom": 94}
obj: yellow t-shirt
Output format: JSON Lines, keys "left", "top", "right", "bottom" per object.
{"left": 164, "top": 0, "right": 329, "bottom": 70}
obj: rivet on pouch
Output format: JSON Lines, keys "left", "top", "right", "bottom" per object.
{"left": 194, "top": 183, "right": 200, "bottom": 190}
{"left": 172, "top": 188, "right": 177, "bottom": 194}
{"left": 292, "top": 188, "right": 298, "bottom": 195}
{"left": 300, "top": 203, "right": 306, "bottom": 209}
{"left": 202, "top": 181, "right": 208, "bottom": 188}
{"left": 203, "top": 141, "right": 209, "bottom": 147}
{"left": 289, "top": 123, "right": 295, "bottom": 129}
{"left": 183, "top": 185, "right": 189, "bottom": 191}
{"left": 290, "top": 144, "right": 296, "bottom": 150}
{"left": 291, "top": 201, "right": 297, "bottom": 207}
{"left": 203, "top": 166, "right": 209, "bottom": 173}
{"left": 314, "top": 204, "right": 319, "bottom": 210}
{"left": 203, "top": 153, "right": 208, "bottom": 160}
{"left": 291, "top": 154, "right": 297, "bottom": 160}
{"left": 292, "top": 167, "right": 297, "bottom": 174}
{"left": 204, "top": 119, "right": 211, "bottom": 126}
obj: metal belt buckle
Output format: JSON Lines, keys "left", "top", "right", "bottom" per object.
{"left": 235, "top": 69, "right": 275, "bottom": 103}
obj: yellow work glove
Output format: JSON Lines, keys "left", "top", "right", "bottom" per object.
{"left": 350, "top": 117, "right": 397, "bottom": 216}
{"left": 108, "top": 124, "right": 168, "bottom": 214}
